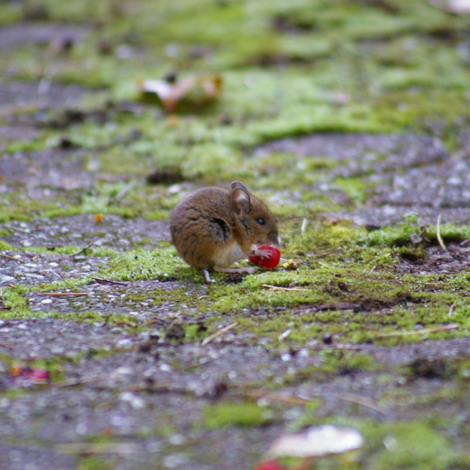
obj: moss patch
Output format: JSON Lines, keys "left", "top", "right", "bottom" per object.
{"left": 204, "top": 401, "right": 275, "bottom": 429}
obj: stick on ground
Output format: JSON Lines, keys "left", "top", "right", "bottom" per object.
{"left": 436, "top": 213, "right": 446, "bottom": 251}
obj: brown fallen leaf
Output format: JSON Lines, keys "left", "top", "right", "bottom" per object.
{"left": 139, "top": 74, "right": 223, "bottom": 113}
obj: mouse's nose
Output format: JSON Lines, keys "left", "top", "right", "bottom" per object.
{"left": 267, "top": 231, "right": 280, "bottom": 246}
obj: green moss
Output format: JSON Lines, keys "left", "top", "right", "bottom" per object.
{"left": 0, "top": 4, "right": 21, "bottom": 25}
{"left": 368, "top": 422, "right": 456, "bottom": 470}
{"left": 184, "top": 323, "right": 208, "bottom": 341}
{"left": 2, "top": 287, "right": 31, "bottom": 315}
{"left": 204, "top": 401, "right": 274, "bottom": 429}
{"left": 76, "top": 456, "right": 115, "bottom": 470}
{"left": 334, "top": 176, "right": 371, "bottom": 207}
{"left": 98, "top": 244, "right": 188, "bottom": 281}
{"left": 0, "top": 240, "right": 15, "bottom": 250}
{"left": 362, "top": 221, "right": 470, "bottom": 248}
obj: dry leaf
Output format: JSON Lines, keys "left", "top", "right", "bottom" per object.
{"left": 139, "top": 74, "right": 223, "bottom": 113}
{"left": 267, "top": 424, "right": 364, "bottom": 459}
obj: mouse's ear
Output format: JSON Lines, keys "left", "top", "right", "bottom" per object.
{"left": 230, "top": 181, "right": 252, "bottom": 215}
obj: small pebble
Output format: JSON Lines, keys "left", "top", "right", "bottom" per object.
{"left": 323, "top": 333, "right": 333, "bottom": 344}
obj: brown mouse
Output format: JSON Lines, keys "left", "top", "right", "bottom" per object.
{"left": 170, "top": 181, "right": 279, "bottom": 283}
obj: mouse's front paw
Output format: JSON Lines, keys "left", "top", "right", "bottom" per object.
{"left": 254, "top": 249, "right": 273, "bottom": 260}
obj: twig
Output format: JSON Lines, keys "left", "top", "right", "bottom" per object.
{"left": 112, "top": 182, "right": 137, "bottom": 203}
{"left": 243, "top": 389, "right": 314, "bottom": 406}
{"left": 436, "top": 213, "right": 446, "bottom": 251}
{"left": 145, "top": 317, "right": 170, "bottom": 326}
{"left": 114, "top": 319, "right": 138, "bottom": 327}
{"left": 92, "top": 277, "right": 127, "bottom": 286}
{"left": 201, "top": 322, "right": 237, "bottom": 347}
{"left": 0, "top": 340, "right": 14, "bottom": 349}
{"left": 0, "top": 102, "right": 42, "bottom": 116}
{"left": 448, "top": 303, "right": 456, "bottom": 318}
{"left": 263, "top": 284, "right": 310, "bottom": 292}
{"left": 303, "top": 345, "right": 365, "bottom": 352}
{"left": 70, "top": 240, "right": 96, "bottom": 257}
{"left": 56, "top": 443, "right": 149, "bottom": 455}
{"left": 278, "top": 329, "right": 292, "bottom": 342}
{"left": 337, "top": 392, "right": 385, "bottom": 415}
{"left": 128, "top": 382, "right": 174, "bottom": 393}
{"left": 128, "top": 383, "right": 200, "bottom": 400}
{"left": 378, "top": 323, "right": 459, "bottom": 338}
{"left": 0, "top": 253, "right": 25, "bottom": 263}
{"left": 53, "top": 368, "right": 130, "bottom": 388}
{"left": 53, "top": 375, "right": 112, "bottom": 388}
{"left": 301, "top": 218, "right": 308, "bottom": 237}
{"left": 243, "top": 388, "right": 385, "bottom": 414}
{"left": 37, "top": 292, "right": 90, "bottom": 297}
{"left": 309, "top": 248, "right": 341, "bottom": 259}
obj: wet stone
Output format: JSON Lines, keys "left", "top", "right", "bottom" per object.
{"left": 0, "top": 82, "right": 90, "bottom": 109}
{"left": 257, "top": 132, "right": 470, "bottom": 226}
{"left": 0, "top": 125, "right": 40, "bottom": 148}
{"left": 0, "top": 23, "right": 90, "bottom": 49}
{"left": 0, "top": 443, "right": 75, "bottom": 470}
{"left": 336, "top": 206, "right": 470, "bottom": 227}
{"left": 0, "top": 318, "right": 122, "bottom": 359}
{"left": 27, "top": 280, "right": 198, "bottom": 318}
{"left": 0, "top": 149, "right": 97, "bottom": 189}
{"left": 256, "top": 133, "right": 449, "bottom": 171}
{"left": 0, "top": 251, "right": 108, "bottom": 287}
{"left": 0, "top": 215, "right": 170, "bottom": 250}
{"left": 369, "top": 158, "right": 470, "bottom": 209}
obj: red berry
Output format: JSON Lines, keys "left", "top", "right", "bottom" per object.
{"left": 249, "top": 245, "right": 281, "bottom": 269}
{"left": 254, "top": 460, "right": 286, "bottom": 470}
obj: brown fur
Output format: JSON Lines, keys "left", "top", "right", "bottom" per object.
{"left": 170, "top": 182, "right": 279, "bottom": 272}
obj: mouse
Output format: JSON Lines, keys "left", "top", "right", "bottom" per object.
{"left": 170, "top": 181, "right": 279, "bottom": 283}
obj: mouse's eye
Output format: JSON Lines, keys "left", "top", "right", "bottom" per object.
{"left": 257, "top": 218, "right": 265, "bottom": 225}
